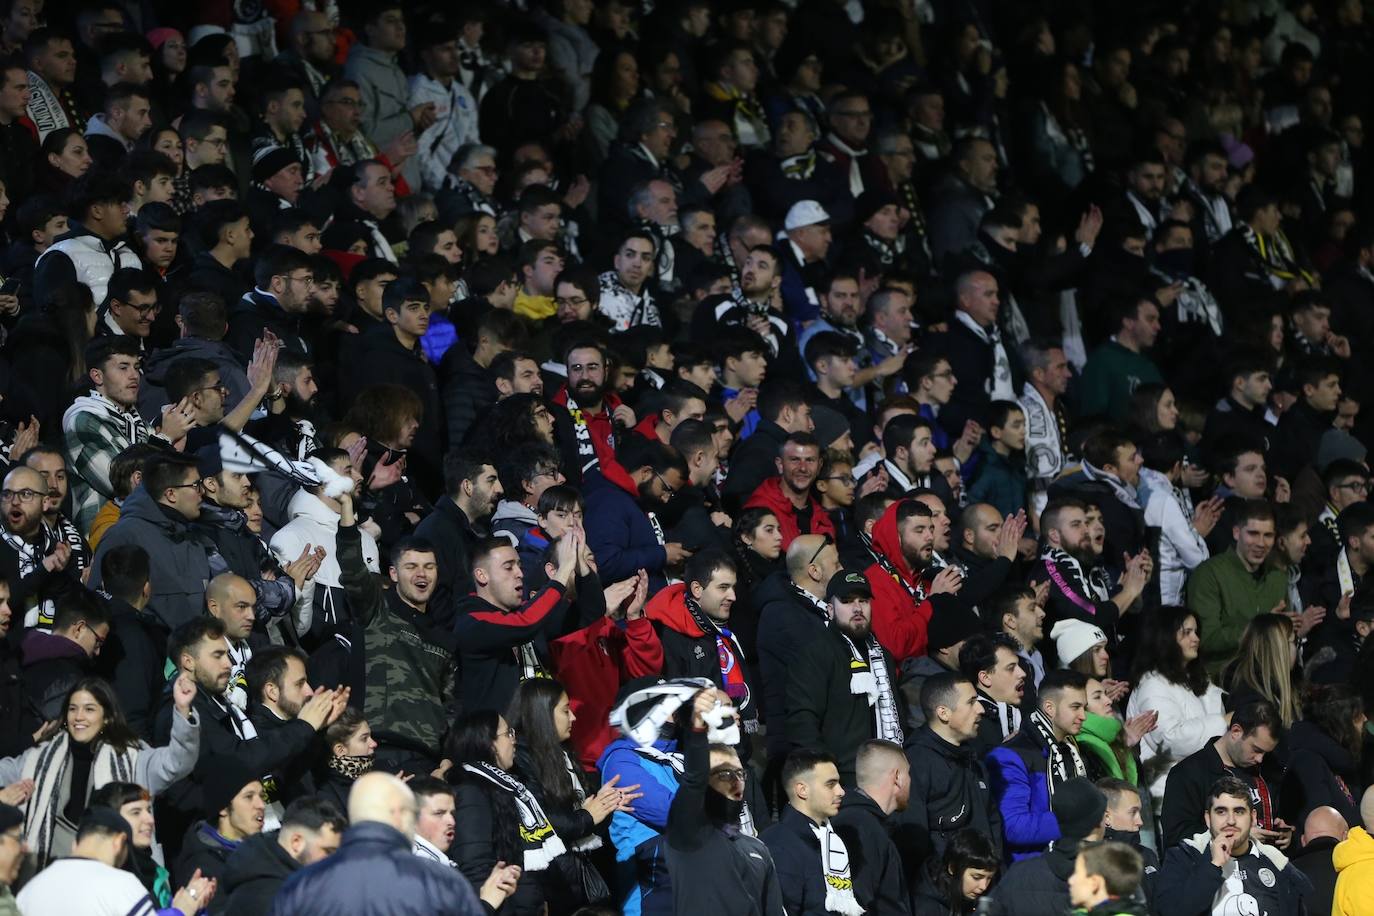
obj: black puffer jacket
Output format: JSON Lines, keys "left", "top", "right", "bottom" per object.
{"left": 891, "top": 726, "right": 1003, "bottom": 881}
{"left": 218, "top": 830, "right": 300, "bottom": 916}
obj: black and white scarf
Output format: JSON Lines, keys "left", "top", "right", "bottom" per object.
{"left": 1020, "top": 382, "right": 1065, "bottom": 485}
{"left": 955, "top": 312, "right": 1014, "bottom": 401}
{"left": 48, "top": 515, "right": 89, "bottom": 573}
{"left": 3, "top": 526, "right": 59, "bottom": 628}
{"left": 812, "top": 819, "right": 864, "bottom": 915}
{"left": 610, "top": 678, "right": 742, "bottom": 748}
{"left": 1079, "top": 460, "right": 1141, "bottom": 511}
{"left": 562, "top": 394, "right": 601, "bottom": 476}
{"left": 838, "top": 632, "right": 903, "bottom": 744}
{"left": 1040, "top": 545, "right": 1105, "bottom": 618}
{"left": 462, "top": 762, "right": 566, "bottom": 871}
{"left": 863, "top": 229, "right": 907, "bottom": 269}
{"left": 515, "top": 641, "right": 549, "bottom": 683}
{"left": 561, "top": 750, "right": 602, "bottom": 852}
{"left": 978, "top": 693, "right": 1021, "bottom": 741}
{"left": 1026, "top": 708, "right": 1086, "bottom": 797}
{"left": 780, "top": 149, "right": 817, "bottom": 180}
{"left": 23, "top": 733, "right": 137, "bottom": 867}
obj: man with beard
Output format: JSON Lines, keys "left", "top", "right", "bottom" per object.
{"left": 1019, "top": 340, "right": 1073, "bottom": 517}
{"left": 214, "top": 796, "right": 346, "bottom": 915}
{"left": 21, "top": 446, "right": 89, "bottom": 576}
{"left": 987, "top": 669, "right": 1091, "bottom": 861}
{"left": 245, "top": 646, "right": 351, "bottom": 824}
{"left": 950, "top": 502, "right": 1024, "bottom": 616}
{"left": 960, "top": 632, "right": 1029, "bottom": 758}
{"left": 584, "top": 440, "right": 693, "bottom": 591}
{"left": 247, "top": 350, "right": 322, "bottom": 460}
{"left": 646, "top": 551, "right": 759, "bottom": 738}
{"left": 227, "top": 245, "right": 318, "bottom": 358}
{"left": 552, "top": 339, "right": 638, "bottom": 492}
{"left": 1031, "top": 498, "right": 1148, "bottom": 655}
{"left": 337, "top": 491, "right": 458, "bottom": 769}
{"left": 666, "top": 687, "right": 784, "bottom": 916}
{"left": 1047, "top": 428, "right": 1149, "bottom": 570}
{"left": 1107, "top": 148, "right": 1168, "bottom": 240}
{"left": 1156, "top": 776, "right": 1312, "bottom": 915}
{"left": 863, "top": 499, "right": 962, "bottom": 664}
{"left": 691, "top": 246, "right": 795, "bottom": 365}
{"left": 1180, "top": 141, "right": 1233, "bottom": 246}
{"left": 897, "top": 671, "right": 1003, "bottom": 872}
{"left": 743, "top": 433, "right": 836, "bottom": 549}
{"left": 996, "top": 584, "right": 1048, "bottom": 691}
{"left": 785, "top": 570, "right": 903, "bottom": 784}
{"left": 1186, "top": 499, "right": 1288, "bottom": 678}
{"left": 454, "top": 531, "right": 577, "bottom": 716}
{"left": 270, "top": 447, "right": 377, "bottom": 651}
{"left": 414, "top": 449, "right": 501, "bottom": 618}
{"left": 0, "top": 465, "right": 75, "bottom": 631}
{"left": 832, "top": 739, "right": 913, "bottom": 916}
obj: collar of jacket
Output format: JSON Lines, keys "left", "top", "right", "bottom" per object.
{"left": 1181, "top": 830, "right": 1289, "bottom": 869}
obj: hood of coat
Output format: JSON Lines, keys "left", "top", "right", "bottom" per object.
{"left": 19, "top": 629, "right": 87, "bottom": 667}
{"left": 644, "top": 582, "right": 707, "bottom": 638}
{"left": 871, "top": 497, "right": 921, "bottom": 587}
{"left": 1334, "top": 826, "right": 1374, "bottom": 873}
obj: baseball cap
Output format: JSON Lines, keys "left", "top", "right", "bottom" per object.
{"left": 785, "top": 200, "right": 830, "bottom": 231}
{"left": 825, "top": 568, "right": 873, "bottom": 603}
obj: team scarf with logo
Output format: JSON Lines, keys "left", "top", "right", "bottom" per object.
{"left": 811, "top": 819, "right": 864, "bottom": 915}
{"left": 685, "top": 596, "right": 752, "bottom": 718}
{"left": 2, "top": 525, "right": 59, "bottom": 627}
{"left": 838, "top": 631, "right": 903, "bottom": 744}
{"left": 1026, "top": 708, "right": 1087, "bottom": 797}
{"left": 462, "top": 761, "right": 567, "bottom": 871}
{"left": 562, "top": 394, "right": 602, "bottom": 475}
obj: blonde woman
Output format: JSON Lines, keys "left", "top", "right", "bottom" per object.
{"left": 1222, "top": 613, "right": 1300, "bottom": 729}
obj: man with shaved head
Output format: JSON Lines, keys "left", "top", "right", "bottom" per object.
{"left": 755, "top": 533, "right": 841, "bottom": 804}
{"left": 206, "top": 573, "right": 259, "bottom": 711}
{"left": 268, "top": 770, "right": 511, "bottom": 915}
{"left": 1292, "top": 805, "right": 1347, "bottom": 914}
{"left": 832, "top": 739, "right": 911, "bottom": 915}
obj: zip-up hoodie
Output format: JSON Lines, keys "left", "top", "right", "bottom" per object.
{"left": 1333, "top": 826, "right": 1374, "bottom": 916}
{"left": 453, "top": 581, "right": 570, "bottom": 716}
{"left": 863, "top": 499, "right": 934, "bottom": 663}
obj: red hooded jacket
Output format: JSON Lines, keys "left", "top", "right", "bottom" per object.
{"left": 744, "top": 476, "right": 837, "bottom": 549}
{"left": 552, "top": 386, "right": 639, "bottom": 496}
{"left": 864, "top": 499, "right": 934, "bottom": 663}
{"left": 550, "top": 615, "right": 664, "bottom": 770}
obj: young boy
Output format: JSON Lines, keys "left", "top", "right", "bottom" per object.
{"left": 968, "top": 399, "right": 1028, "bottom": 517}
{"left": 1067, "top": 840, "right": 1147, "bottom": 915}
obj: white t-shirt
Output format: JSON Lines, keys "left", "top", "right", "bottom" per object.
{"left": 16, "top": 858, "right": 156, "bottom": 916}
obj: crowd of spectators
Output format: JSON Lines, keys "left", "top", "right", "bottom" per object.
{"left": 2, "top": 0, "right": 1374, "bottom": 914}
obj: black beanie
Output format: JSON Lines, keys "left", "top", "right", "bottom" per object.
{"left": 1051, "top": 777, "right": 1107, "bottom": 841}
{"left": 925, "top": 608, "right": 982, "bottom": 653}
{"left": 201, "top": 759, "right": 260, "bottom": 820}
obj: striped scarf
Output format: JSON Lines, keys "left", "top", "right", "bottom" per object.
{"left": 22, "top": 734, "right": 138, "bottom": 866}
{"left": 462, "top": 762, "right": 566, "bottom": 871}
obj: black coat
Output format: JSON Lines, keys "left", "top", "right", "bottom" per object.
{"left": 1291, "top": 835, "right": 1339, "bottom": 916}
{"left": 438, "top": 345, "right": 495, "bottom": 450}
{"left": 413, "top": 497, "right": 479, "bottom": 625}
{"left": 93, "top": 599, "right": 172, "bottom": 739}
{"left": 1154, "top": 836, "right": 1313, "bottom": 916}
{"left": 921, "top": 319, "right": 1025, "bottom": 439}
{"left": 0, "top": 642, "right": 34, "bottom": 760}
{"left": 226, "top": 288, "right": 313, "bottom": 360}
{"left": 218, "top": 830, "right": 301, "bottom": 916}
{"left": 449, "top": 778, "right": 547, "bottom": 916}
{"left": 1160, "top": 739, "right": 1281, "bottom": 849}
{"left": 754, "top": 572, "right": 829, "bottom": 755}
{"left": 1280, "top": 720, "right": 1362, "bottom": 829}
{"left": 785, "top": 626, "right": 900, "bottom": 784}
{"left": 891, "top": 726, "right": 1003, "bottom": 881}
{"left": 831, "top": 790, "right": 912, "bottom": 916}
{"left": 175, "top": 820, "right": 237, "bottom": 887}
{"left": 1271, "top": 399, "right": 1336, "bottom": 482}
{"left": 762, "top": 807, "right": 847, "bottom": 916}
{"left": 19, "top": 631, "right": 92, "bottom": 724}
{"left": 983, "top": 844, "right": 1074, "bottom": 916}
{"left": 721, "top": 419, "right": 790, "bottom": 511}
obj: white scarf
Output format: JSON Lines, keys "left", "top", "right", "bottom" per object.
{"left": 838, "top": 632, "right": 903, "bottom": 744}
{"left": 462, "top": 762, "right": 567, "bottom": 871}
{"left": 955, "top": 312, "right": 1014, "bottom": 401}
{"left": 25, "top": 71, "right": 71, "bottom": 142}
{"left": 1338, "top": 547, "right": 1357, "bottom": 598}
{"left": 225, "top": 638, "right": 252, "bottom": 712}
{"left": 1126, "top": 190, "right": 1159, "bottom": 235}
{"left": 23, "top": 733, "right": 138, "bottom": 867}
{"left": 562, "top": 750, "right": 602, "bottom": 852}
{"left": 810, "top": 819, "right": 865, "bottom": 915}
{"left": 824, "top": 133, "right": 867, "bottom": 197}
{"left": 1019, "top": 382, "right": 1065, "bottom": 485}
{"left": 4, "top": 526, "right": 58, "bottom": 628}
{"left": 610, "top": 679, "right": 742, "bottom": 747}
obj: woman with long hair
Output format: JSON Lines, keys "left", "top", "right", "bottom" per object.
{"left": 448, "top": 710, "right": 566, "bottom": 916}
{"left": 584, "top": 46, "right": 642, "bottom": 163}
{"left": 1222, "top": 613, "right": 1300, "bottom": 728}
{"left": 1079, "top": 676, "right": 1156, "bottom": 785}
{"left": 454, "top": 212, "right": 499, "bottom": 262}
{"left": 506, "top": 679, "right": 639, "bottom": 914}
{"left": 315, "top": 707, "right": 377, "bottom": 814}
{"left": 1025, "top": 57, "right": 1095, "bottom": 195}
{"left": 1281, "top": 682, "right": 1366, "bottom": 829}
{"left": 38, "top": 129, "right": 92, "bottom": 193}
{"left": 138, "top": 126, "right": 185, "bottom": 178}
{"left": 1126, "top": 607, "right": 1227, "bottom": 812}
{"left": 0, "top": 675, "right": 199, "bottom": 866}
{"left": 1127, "top": 384, "right": 1179, "bottom": 436}
{"left": 911, "top": 828, "right": 1000, "bottom": 915}
{"left": 727, "top": 507, "right": 784, "bottom": 658}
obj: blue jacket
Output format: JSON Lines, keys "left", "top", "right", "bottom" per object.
{"left": 599, "top": 737, "right": 682, "bottom": 916}
{"left": 268, "top": 821, "right": 485, "bottom": 916}
{"left": 985, "top": 729, "right": 1061, "bottom": 861}
{"left": 967, "top": 440, "right": 1029, "bottom": 517}
{"left": 583, "top": 471, "right": 668, "bottom": 591}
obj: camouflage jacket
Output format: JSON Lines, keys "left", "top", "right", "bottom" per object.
{"left": 337, "top": 523, "right": 457, "bottom": 756}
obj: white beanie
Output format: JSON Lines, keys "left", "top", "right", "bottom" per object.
{"left": 1051, "top": 619, "right": 1107, "bottom": 666}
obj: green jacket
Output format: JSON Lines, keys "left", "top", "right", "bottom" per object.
{"left": 0, "top": 884, "right": 17, "bottom": 916}
{"left": 1076, "top": 340, "right": 1163, "bottom": 421}
{"left": 1185, "top": 549, "right": 1287, "bottom": 677}
{"left": 338, "top": 522, "right": 457, "bottom": 757}
{"left": 1077, "top": 711, "right": 1138, "bottom": 784}
{"left": 967, "top": 439, "right": 1029, "bottom": 517}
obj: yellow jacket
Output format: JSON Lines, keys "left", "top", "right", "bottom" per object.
{"left": 1334, "top": 826, "right": 1374, "bottom": 915}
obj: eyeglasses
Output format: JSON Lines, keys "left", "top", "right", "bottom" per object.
{"left": 193, "top": 383, "right": 229, "bottom": 397}
{"left": 807, "top": 534, "right": 834, "bottom": 566}
{"left": 556, "top": 296, "right": 589, "bottom": 308}
{"left": 655, "top": 471, "right": 679, "bottom": 497}
{"left": 117, "top": 299, "right": 161, "bottom": 316}
{"left": 1336, "top": 481, "right": 1370, "bottom": 493}
{"left": 167, "top": 480, "right": 205, "bottom": 494}
{"left": 283, "top": 273, "right": 315, "bottom": 287}
{"left": 822, "top": 475, "right": 857, "bottom": 486}
{"left": 710, "top": 768, "right": 748, "bottom": 783}
{"left": 0, "top": 488, "right": 42, "bottom": 503}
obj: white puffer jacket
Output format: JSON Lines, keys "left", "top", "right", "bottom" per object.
{"left": 1126, "top": 670, "right": 1228, "bottom": 810}
{"left": 35, "top": 228, "right": 142, "bottom": 304}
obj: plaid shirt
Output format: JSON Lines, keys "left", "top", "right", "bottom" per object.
{"left": 61, "top": 391, "right": 154, "bottom": 533}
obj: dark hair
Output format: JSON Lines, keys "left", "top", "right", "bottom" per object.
{"left": 496, "top": 444, "right": 561, "bottom": 503}
{"left": 135, "top": 201, "right": 180, "bottom": 236}
{"left": 108, "top": 443, "right": 161, "bottom": 500}
{"left": 123, "top": 149, "right": 176, "bottom": 188}
{"left": 883, "top": 414, "right": 932, "bottom": 459}
{"left": 1231, "top": 698, "right": 1285, "bottom": 740}
{"left": 344, "top": 384, "right": 423, "bottom": 444}
{"left": 62, "top": 677, "right": 139, "bottom": 751}
{"left": 324, "top": 706, "right": 368, "bottom": 750}
{"left": 758, "top": 381, "right": 810, "bottom": 425}
{"left": 104, "top": 267, "right": 158, "bottom": 310}
{"left": 987, "top": 400, "right": 1024, "bottom": 433}
{"left": 281, "top": 796, "right": 347, "bottom": 834}
{"left": 506, "top": 678, "right": 586, "bottom": 810}
{"left": 1302, "top": 682, "right": 1364, "bottom": 763}
{"left": 68, "top": 169, "right": 133, "bottom": 217}
{"left": 670, "top": 418, "right": 715, "bottom": 460}
{"left": 53, "top": 588, "right": 111, "bottom": 635}
{"left": 254, "top": 244, "right": 313, "bottom": 290}
{"left": 443, "top": 448, "right": 494, "bottom": 498}
{"left": 194, "top": 199, "right": 248, "bottom": 248}
{"left": 1077, "top": 840, "right": 1143, "bottom": 898}
{"left": 932, "top": 829, "right": 1001, "bottom": 912}
{"left": 536, "top": 484, "right": 583, "bottom": 517}
{"left": 98, "top": 545, "right": 150, "bottom": 604}
{"left": 388, "top": 535, "right": 438, "bottom": 573}
{"left": 780, "top": 748, "right": 837, "bottom": 789}
{"left": 1233, "top": 498, "right": 1276, "bottom": 529}
{"left": 474, "top": 393, "right": 549, "bottom": 453}
{"left": 447, "top": 710, "right": 502, "bottom": 766}
{"left": 141, "top": 451, "right": 200, "bottom": 500}
{"left": 244, "top": 645, "right": 308, "bottom": 704}
{"left": 188, "top": 163, "right": 236, "bottom": 195}
{"left": 1339, "top": 501, "right": 1374, "bottom": 548}
{"left": 1132, "top": 606, "right": 1210, "bottom": 696}
{"left": 684, "top": 549, "right": 736, "bottom": 591}
{"left": 1038, "top": 669, "right": 1089, "bottom": 703}
{"left": 162, "top": 356, "right": 218, "bottom": 403}
{"left": 1206, "top": 775, "right": 1255, "bottom": 810}
{"left": 167, "top": 615, "right": 227, "bottom": 667}
{"left": 920, "top": 670, "right": 972, "bottom": 722}
{"left": 804, "top": 331, "right": 859, "bottom": 368}
{"left": 958, "top": 634, "right": 1021, "bottom": 683}
{"left": 89, "top": 780, "right": 149, "bottom": 813}
{"left": 408, "top": 775, "right": 454, "bottom": 805}
{"left": 1139, "top": 430, "right": 1186, "bottom": 473}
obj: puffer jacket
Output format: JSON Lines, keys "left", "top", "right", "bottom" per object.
{"left": 32, "top": 221, "right": 142, "bottom": 305}
{"left": 88, "top": 485, "right": 213, "bottom": 628}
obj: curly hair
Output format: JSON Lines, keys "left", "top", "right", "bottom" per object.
{"left": 1131, "top": 606, "right": 1211, "bottom": 697}
{"left": 343, "top": 383, "right": 423, "bottom": 446}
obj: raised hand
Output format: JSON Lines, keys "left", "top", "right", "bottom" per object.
{"left": 41, "top": 542, "right": 71, "bottom": 573}
{"left": 626, "top": 569, "right": 648, "bottom": 621}
{"left": 997, "top": 510, "right": 1028, "bottom": 561}
{"left": 602, "top": 577, "right": 637, "bottom": 618}
{"left": 929, "top": 566, "right": 963, "bottom": 596}
{"left": 172, "top": 672, "right": 197, "bottom": 716}
{"left": 0, "top": 779, "right": 34, "bottom": 806}
{"left": 1122, "top": 710, "right": 1158, "bottom": 748}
